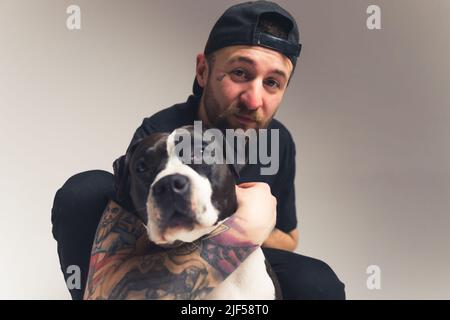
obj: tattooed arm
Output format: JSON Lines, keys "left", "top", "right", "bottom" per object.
{"left": 84, "top": 182, "right": 276, "bottom": 300}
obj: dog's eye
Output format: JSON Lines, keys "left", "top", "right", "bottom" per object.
{"left": 136, "top": 160, "right": 149, "bottom": 173}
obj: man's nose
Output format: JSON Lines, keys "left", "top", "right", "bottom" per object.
{"left": 240, "top": 82, "right": 263, "bottom": 111}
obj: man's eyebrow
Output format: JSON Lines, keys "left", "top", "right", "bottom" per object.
{"left": 272, "top": 69, "right": 288, "bottom": 80}
{"left": 227, "top": 56, "right": 255, "bottom": 66}
{"left": 227, "top": 56, "right": 288, "bottom": 80}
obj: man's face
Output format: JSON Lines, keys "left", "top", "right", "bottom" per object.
{"left": 200, "top": 45, "right": 293, "bottom": 131}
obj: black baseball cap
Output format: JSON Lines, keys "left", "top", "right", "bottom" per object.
{"left": 193, "top": 0, "right": 302, "bottom": 96}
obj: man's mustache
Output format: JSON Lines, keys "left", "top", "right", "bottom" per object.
{"left": 228, "top": 103, "right": 262, "bottom": 123}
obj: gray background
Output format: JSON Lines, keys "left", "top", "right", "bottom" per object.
{"left": 0, "top": 0, "right": 449, "bottom": 299}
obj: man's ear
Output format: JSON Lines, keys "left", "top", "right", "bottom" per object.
{"left": 196, "top": 53, "right": 208, "bottom": 89}
{"left": 113, "top": 140, "right": 142, "bottom": 203}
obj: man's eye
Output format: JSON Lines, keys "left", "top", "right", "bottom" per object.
{"left": 231, "top": 69, "right": 248, "bottom": 79}
{"left": 265, "top": 79, "right": 281, "bottom": 89}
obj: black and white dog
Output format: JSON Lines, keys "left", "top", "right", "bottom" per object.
{"left": 114, "top": 126, "right": 280, "bottom": 300}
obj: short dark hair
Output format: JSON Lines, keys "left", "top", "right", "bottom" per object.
{"left": 256, "top": 12, "right": 290, "bottom": 40}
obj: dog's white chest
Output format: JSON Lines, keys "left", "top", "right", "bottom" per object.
{"left": 205, "top": 248, "right": 275, "bottom": 300}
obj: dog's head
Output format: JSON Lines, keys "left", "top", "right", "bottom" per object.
{"left": 114, "top": 126, "right": 242, "bottom": 245}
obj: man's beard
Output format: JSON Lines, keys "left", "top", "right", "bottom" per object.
{"left": 201, "top": 81, "right": 273, "bottom": 131}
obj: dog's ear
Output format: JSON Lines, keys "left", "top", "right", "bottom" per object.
{"left": 113, "top": 140, "right": 142, "bottom": 206}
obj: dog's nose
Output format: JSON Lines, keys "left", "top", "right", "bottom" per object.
{"left": 153, "top": 174, "right": 189, "bottom": 196}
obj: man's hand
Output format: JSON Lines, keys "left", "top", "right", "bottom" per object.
{"left": 234, "top": 182, "right": 277, "bottom": 246}
{"left": 235, "top": 182, "right": 299, "bottom": 251}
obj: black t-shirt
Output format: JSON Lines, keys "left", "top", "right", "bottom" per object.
{"left": 114, "top": 95, "right": 297, "bottom": 233}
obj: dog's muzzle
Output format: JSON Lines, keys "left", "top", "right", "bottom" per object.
{"left": 151, "top": 174, "right": 195, "bottom": 228}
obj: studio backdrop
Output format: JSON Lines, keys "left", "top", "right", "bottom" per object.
{"left": 0, "top": 0, "right": 449, "bottom": 299}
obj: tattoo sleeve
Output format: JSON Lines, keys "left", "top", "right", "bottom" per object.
{"left": 83, "top": 200, "right": 258, "bottom": 300}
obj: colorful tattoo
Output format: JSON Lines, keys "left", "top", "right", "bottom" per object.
{"left": 83, "top": 200, "right": 257, "bottom": 300}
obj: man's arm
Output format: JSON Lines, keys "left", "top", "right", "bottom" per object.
{"left": 263, "top": 126, "right": 299, "bottom": 252}
{"left": 262, "top": 228, "right": 299, "bottom": 252}
{"left": 84, "top": 182, "right": 276, "bottom": 300}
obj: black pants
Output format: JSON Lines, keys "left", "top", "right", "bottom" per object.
{"left": 51, "top": 170, "right": 346, "bottom": 300}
